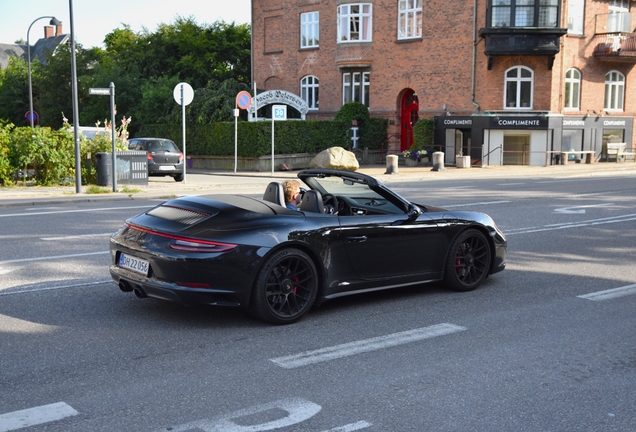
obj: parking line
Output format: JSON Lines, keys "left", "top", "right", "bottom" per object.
{"left": 577, "top": 284, "right": 636, "bottom": 301}
{"left": 323, "top": 421, "right": 372, "bottom": 432}
{"left": 270, "top": 323, "right": 466, "bottom": 369}
{"left": 0, "top": 402, "right": 78, "bottom": 432}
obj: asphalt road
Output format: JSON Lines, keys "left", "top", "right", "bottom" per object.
{"left": 1, "top": 172, "right": 635, "bottom": 431}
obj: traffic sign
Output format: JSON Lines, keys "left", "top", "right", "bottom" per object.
{"left": 25, "top": 111, "right": 38, "bottom": 123}
{"left": 236, "top": 91, "right": 252, "bottom": 110}
{"left": 173, "top": 82, "right": 194, "bottom": 106}
{"left": 273, "top": 105, "right": 287, "bottom": 120}
{"left": 89, "top": 88, "right": 110, "bottom": 95}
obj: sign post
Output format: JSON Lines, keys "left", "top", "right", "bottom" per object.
{"left": 173, "top": 83, "right": 194, "bottom": 183}
{"left": 271, "top": 105, "right": 287, "bottom": 176}
{"left": 89, "top": 84, "right": 117, "bottom": 191}
{"left": 235, "top": 91, "right": 252, "bottom": 174}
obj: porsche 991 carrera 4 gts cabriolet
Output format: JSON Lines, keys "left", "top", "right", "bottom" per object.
{"left": 110, "top": 169, "right": 507, "bottom": 324}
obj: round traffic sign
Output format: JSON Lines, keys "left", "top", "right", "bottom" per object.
{"left": 173, "top": 82, "right": 194, "bottom": 106}
{"left": 236, "top": 91, "right": 252, "bottom": 110}
{"left": 25, "top": 111, "right": 38, "bottom": 123}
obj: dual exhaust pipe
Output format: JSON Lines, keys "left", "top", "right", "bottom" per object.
{"left": 118, "top": 280, "right": 146, "bottom": 299}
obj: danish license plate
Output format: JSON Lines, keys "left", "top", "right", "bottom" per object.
{"left": 119, "top": 253, "right": 149, "bottom": 275}
{"left": 158, "top": 165, "right": 174, "bottom": 170}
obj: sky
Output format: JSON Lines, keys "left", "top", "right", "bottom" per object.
{"left": 0, "top": 0, "right": 251, "bottom": 48}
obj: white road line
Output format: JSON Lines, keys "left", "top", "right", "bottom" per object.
{"left": 0, "top": 205, "right": 152, "bottom": 218}
{"left": 496, "top": 182, "right": 525, "bottom": 186}
{"left": 270, "top": 323, "right": 466, "bottom": 369}
{"left": 444, "top": 200, "right": 510, "bottom": 208}
{"left": 0, "top": 251, "right": 109, "bottom": 265}
{"left": 0, "top": 402, "right": 78, "bottom": 432}
{"left": 577, "top": 284, "right": 636, "bottom": 301}
{"left": 506, "top": 214, "right": 636, "bottom": 235}
{"left": 323, "top": 421, "right": 372, "bottom": 432}
{"left": 41, "top": 233, "right": 114, "bottom": 241}
{"left": 0, "top": 280, "right": 111, "bottom": 296}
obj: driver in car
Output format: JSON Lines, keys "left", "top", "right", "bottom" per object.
{"left": 282, "top": 179, "right": 302, "bottom": 210}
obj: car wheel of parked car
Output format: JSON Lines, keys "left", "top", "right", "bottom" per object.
{"left": 250, "top": 248, "right": 318, "bottom": 324}
{"left": 443, "top": 229, "right": 491, "bottom": 292}
{"left": 173, "top": 173, "right": 184, "bottom": 182}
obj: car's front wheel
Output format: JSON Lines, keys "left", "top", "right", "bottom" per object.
{"left": 250, "top": 248, "right": 318, "bottom": 324}
{"left": 443, "top": 229, "right": 491, "bottom": 292}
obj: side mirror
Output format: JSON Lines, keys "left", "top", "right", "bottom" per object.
{"left": 407, "top": 205, "right": 421, "bottom": 221}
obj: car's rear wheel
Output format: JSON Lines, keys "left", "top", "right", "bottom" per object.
{"left": 443, "top": 229, "right": 491, "bottom": 292}
{"left": 250, "top": 248, "right": 318, "bottom": 324}
{"left": 173, "top": 173, "right": 184, "bottom": 182}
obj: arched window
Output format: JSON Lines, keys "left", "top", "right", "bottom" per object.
{"left": 300, "top": 76, "right": 319, "bottom": 110}
{"left": 564, "top": 68, "right": 581, "bottom": 110}
{"left": 504, "top": 66, "right": 533, "bottom": 109}
{"left": 604, "top": 71, "right": 625, "bottom": 111}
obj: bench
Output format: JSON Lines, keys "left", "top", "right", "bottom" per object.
{"left": 603, "top": 143, "right": 635, "bottom": 162}
{"left": 560, "top": 151, "right": 596, "bottom": 165}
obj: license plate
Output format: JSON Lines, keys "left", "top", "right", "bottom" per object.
{"left": 158, "top": 166, "right": 174, "bottom": 170}
{"left": 119, "top": 253, "right": 149, "bottom": 275}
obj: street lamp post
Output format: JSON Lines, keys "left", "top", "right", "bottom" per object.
{"left": 27, "top": 16, "right": 61, "bottom": 129}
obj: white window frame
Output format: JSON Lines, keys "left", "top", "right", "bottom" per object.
{"left": 567, "top": 0, "right": 585, "bottom": 35}
{"left": 342, "top": 72, "right": 370, "bottom": 107}
{"left": 300, "top": 12, "right": 319, "bottom": 48}
{"left": 604, "top": 70, "right": 625, "bottom": 111}
{"left": 608, "top": 0, "right": 630, "bottom": 33}
{"left": 337, "top": 3, "right": 373, "bottom": 43}
{"left": 398, "top": 0, "right": 422, "bottom": 40}
{"left": 300, "top": 75, "right": 319, "bottom": 110}
{"left": 564, "top": 68, "right": 581, "bottom": 110}
{"left": 504, "top": 66, "right": 534, "bottom": 110}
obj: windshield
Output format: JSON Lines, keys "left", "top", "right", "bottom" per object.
{"left": 312, "top": 175, "right": 404, "bottom": 214}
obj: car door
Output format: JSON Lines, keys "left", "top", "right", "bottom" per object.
{"left": 338, "top": 212, "right": 443, "bottom": 280}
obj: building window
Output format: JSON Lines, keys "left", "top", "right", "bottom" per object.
{"left": 300, "top": 75, "right": 319, "bottom": 109}
{"left": 342, "top": 72, "right": 370, "bottom": 106}
{"left": 398, "top": 0, "right": 422, "bottom": 39}
{"left": 604, "top": 71, "right": 625, "bottom": 111}
{"left": 504, "top": 66, "right": 533, "bottom": 109}
{"left": 608, "top": 0, "right": 630, "bottom": 33}
{"left": 338, "top": 4, "right": 373, "bottom": 42}
{"left": 567, "top": 0, "right": 585, "bottom": 35}
{"left": 301, "top": 12, "right": 319, "bottom": 48}
{"left": 564, "top": 68, "right": 581, "bottom": 110}
{"left": 490, "top": 0, "right": 560, "bottom": 28}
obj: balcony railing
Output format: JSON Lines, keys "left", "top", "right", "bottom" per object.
{"left": 594, "top": 12, "right": 633, "bottom": 35}
{"left": 593, "top": 33, "right": 636, "bottom": 62}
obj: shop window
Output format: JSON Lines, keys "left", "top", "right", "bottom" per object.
{"left": 398, "top": 0, "right": 422, "bottom": 40}
{"left": 342, "top": 72, "right": 370, "bottom": 107}
{"left": 504, "top": 66, "right": 533, "bottom": 110}
{"left": 301, "top": 12, "right": 319, "bottom": 48}
{"left": 604, "top": 71, "right": 625, "bottom": 111}
{"left": 567, "top": 0, "right": 585, "bottom": 35}
{"left": 564, "top": 68, "right": 581, "bottom": 110}
{"left": 300, "top": 75, "right": 319, "bottom": 110}
{"left": 490, "top": 0, "right": 560, "bottom": 28}
{"left": 338, "top": 4, "right": 373, "bottom": 42}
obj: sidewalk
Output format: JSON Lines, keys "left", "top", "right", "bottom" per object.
{"left": 1, "top": 162, "right": 635, "bottom": 207}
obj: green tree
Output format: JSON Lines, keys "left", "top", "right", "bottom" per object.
{"left": 0, "top": 57, "right": 34, "bottom": 126}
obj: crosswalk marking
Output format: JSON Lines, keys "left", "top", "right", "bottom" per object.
{"left": 0, "top": 402, "right": 78, "bottom": 432}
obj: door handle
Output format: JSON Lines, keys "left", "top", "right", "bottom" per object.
{"left": 347, "top": 236, "right": 367, "bottom": 243}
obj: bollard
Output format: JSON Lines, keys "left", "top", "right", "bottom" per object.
{"left": 431, "top": 152, "right": 445, "bottom": 171}
{"left": 385, "top": 154, "right": 399, "bottom": 174}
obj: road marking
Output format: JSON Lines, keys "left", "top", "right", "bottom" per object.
{"left": 505, "top": 213, "right": 636, "bottom": 235}
{"left": 577, "top": 284, "right": 636, "bottom": 301}
{"left": 0, "top": 402, "right": 78, "bottom": 432}
{"left": 554, "top": 203, "right": 614, "bottom": 214}
{"left": 270, "top": 323, "right": 466, "bottom": 369}
{"left": 41, "top": 233, "right": 114, "bottom": 241}
{"left": 496, "top": 182, "right": 525, "bottom": 186}
{"left": 0, "top": 205, "right": 152, "bottom": 218}
{"left": 444, "top": 200, "right": 510, "bottom": 208}
{"left": 0, "top": 251, "right": 109, "bottom": 265}
{"left": 323, "top": 421, "right": 372, "bottom": 431}
{"left": 0, "top": 280, "right": 111, "bottom": 296}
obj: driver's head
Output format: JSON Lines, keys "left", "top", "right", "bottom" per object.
{"left": 282, "top": 179, "right": 302, "bottom": 206}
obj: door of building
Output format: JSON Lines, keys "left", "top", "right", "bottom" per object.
{"left": 400, "top": 90, "right": 419, "bottom": 151}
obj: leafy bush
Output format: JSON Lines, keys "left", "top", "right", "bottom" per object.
{"left": 0, "top": 122, "right": 14, "bottom": 185}
{"left": 413, "top": 118, "right": 435, "bottom": 151}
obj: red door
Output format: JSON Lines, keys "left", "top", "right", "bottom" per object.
{"left": 400, "top": 90, "right": 419, "bottom": 152}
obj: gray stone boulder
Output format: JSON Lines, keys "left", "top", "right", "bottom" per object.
{"left": 310, "top": 147, "right": 359, "bottom": 171}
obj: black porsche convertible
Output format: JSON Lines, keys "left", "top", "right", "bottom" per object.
{"left": 109, "top": 169, "right": 507, "bottom": 324}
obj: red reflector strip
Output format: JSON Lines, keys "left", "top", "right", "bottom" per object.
{"left": 176, "top": 282, "right": 213, "bottom": 289}
{"left": 125, "top": 223, "right": 237, "bottom": 253}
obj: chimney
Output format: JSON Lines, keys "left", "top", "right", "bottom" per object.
{"left": 56, "top": 24, "right": 63, "bottom": 37}
{"left": 44, "top": 25, "right": 54, "bottom": 39}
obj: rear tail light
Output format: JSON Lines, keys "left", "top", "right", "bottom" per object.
{"left": 147, "top": 152, "right": 153, "bottom": 161}
{"left": 179, "top": 152, "right": 184, "bottom": 162}
{"left": 125, "top": 223, "right": 237, "bottom": 253}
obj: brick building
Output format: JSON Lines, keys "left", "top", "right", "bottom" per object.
{"left": 251, "top": 0, "right": 635, "bottom": 166}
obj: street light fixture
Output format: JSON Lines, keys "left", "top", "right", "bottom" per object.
{"left": 27, "top": 16, "right": 61, "bottom": 128}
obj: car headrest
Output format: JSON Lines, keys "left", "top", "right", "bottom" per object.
{"left": 262, "top": 182, "right": 285, "bottom": 207}
{"left": 299, "top": 190, "right": 324, "bottom": 213}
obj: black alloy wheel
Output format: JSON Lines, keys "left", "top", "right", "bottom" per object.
{"left": 443, "top": 229, "right": 491, "bottom": 292}
{"left": 250, "top": 248, "right": 318, "bottom": 324}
